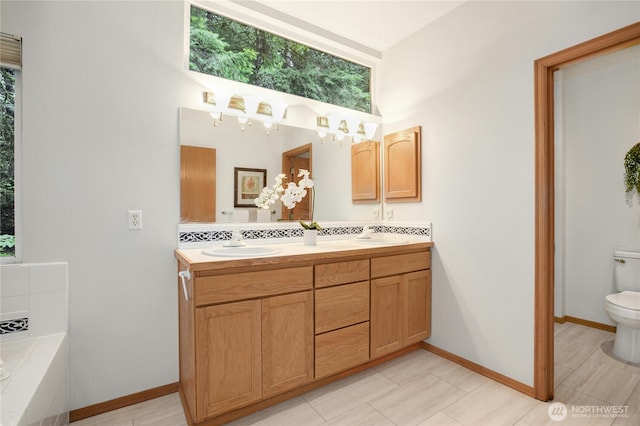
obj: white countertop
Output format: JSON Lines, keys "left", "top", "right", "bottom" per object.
{"left": 176, "top": 234, "right": 433, "bottom": 270}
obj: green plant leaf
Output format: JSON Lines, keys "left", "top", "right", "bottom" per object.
{"left": 299, "top": 221, "right": 322, "bottom": 230}
{"left": 624, "top": 142, "right": 640, "bottom": 200}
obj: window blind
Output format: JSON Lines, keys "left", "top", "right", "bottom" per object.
{"left": 1, "top": 33, "right": 22, "bottom": 70}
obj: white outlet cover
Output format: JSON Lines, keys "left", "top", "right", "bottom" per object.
{"left": 128, "top": 210, "right": 143, "bottom": 230}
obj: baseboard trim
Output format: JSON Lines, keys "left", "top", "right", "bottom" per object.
{"left": 421, "top": 342, "right": 535, "bottom": 398}
{"left": 554, "top": 315, "right": 616, "bottom": 333}
{"left": 69, "top": 382, "right": 179, "bottom": 422}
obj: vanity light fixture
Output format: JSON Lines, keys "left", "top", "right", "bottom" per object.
{"left": 316, "top": 115, "right": 379, "bottom": 143}
{"left": 238, "top": 95, "right": 260, "bottom": 130}
{"left": 345, "top": 116, "right": 361, "bottom": 143}
{"left": 204, "top": 89, "right": 232, "bottom": 127}
{"left": 262, "top": 101, "right": 288, "bottom": 134}
{"left": 326, "top": 114, "right": 343, "bottom": 135}
{"left": 317, "top": 128, "right": 328, "bottom": 144}
{"left": 364, "top": 122, "right": 378, "bottom": 140}
{"left": 202, "top": 91, "right": 287, "bottom": 134}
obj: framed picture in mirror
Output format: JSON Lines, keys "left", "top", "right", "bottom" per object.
{"left": 234, "top": 167, "right": 266, "bottom": 207}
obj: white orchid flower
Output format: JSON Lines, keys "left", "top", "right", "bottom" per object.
{"left": 297, "top": 169, "right": 314, "bottom": 188}
{"left": 254, "top": 169, "right": 319, "bottom": 230}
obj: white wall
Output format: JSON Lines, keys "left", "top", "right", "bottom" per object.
{"left": 377, "top": 1, "right": 639, "bottom": 385}
{"left": 3, "top": 0, "right": 639, "bottom": 411}
{"left": 555, "top": 46, "right": 640, "bottom": 324}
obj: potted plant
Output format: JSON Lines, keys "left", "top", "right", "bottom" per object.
{"left": 255, "top": 169, "right": 321, "bottom": 244}
{"left": 624, "top": 142, "right": 640, "bottom": 205}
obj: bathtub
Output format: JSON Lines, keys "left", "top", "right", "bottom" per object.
{"left": 1, "top": 332, "right": 68, "bottom": 426}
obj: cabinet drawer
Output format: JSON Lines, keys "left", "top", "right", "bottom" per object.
{"left": 315, "top": 322, "right": 370, "bottom": 379}
{"left": 315, "top": 259, "right": 369, "bottom": 288}
{"left": 371, "top": 251, "right": 431, "bottom": 278}
{"left": 195, "top": 266, "right": 313, "bottom": 306}
{"left": 315, "top": 281, "right": 369, "bottom": 334}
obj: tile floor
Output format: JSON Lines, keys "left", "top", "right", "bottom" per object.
{"left": 71, "top": 322, "right": 640, "bottom": 425}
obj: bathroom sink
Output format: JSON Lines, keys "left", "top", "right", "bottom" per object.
{"left": 202, "top": 246, "right": 282, "bottom": 258}
{"left": 353, "top": 237, "right": 409, "bottom": 245}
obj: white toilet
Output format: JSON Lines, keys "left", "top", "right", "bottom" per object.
{"left": 604, "top": 250, "right": 640, "bottom": 364}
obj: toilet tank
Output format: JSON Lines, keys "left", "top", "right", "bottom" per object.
{"left": 614, "top": 250, "right": 640, "bottom": 292}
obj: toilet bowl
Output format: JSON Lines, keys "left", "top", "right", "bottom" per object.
{"left": 604, "top": 251, "right": 640, "bottom": 364}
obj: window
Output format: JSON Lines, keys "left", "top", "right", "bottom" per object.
{"left": 189, "top": 5, "right": 372, "bottom": 113}
{"left": 1, "top": 33, "right": 21, "bottom": 260}
{"left": 0, "top": 67, "right": 16, "bottom": 258}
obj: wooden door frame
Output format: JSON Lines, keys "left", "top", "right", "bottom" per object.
{"left": 281, "top": 143, "right": 313, "bottom": 220}
{"left": 534, "top": 21, "right": 640, "bottom": 401}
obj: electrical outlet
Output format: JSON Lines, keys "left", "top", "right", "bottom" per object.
{"left": 385, "top": 208, "right": 394, "bottom": 219}
{"left": 372, "top": 208, "right": 380, "bottom": 219}
{"left": 128, "top": 210, "right": 143, "bottom": 230}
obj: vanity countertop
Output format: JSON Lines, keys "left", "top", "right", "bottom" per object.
{"left": 175, "top": 238, "right": 434, "bottom": 272}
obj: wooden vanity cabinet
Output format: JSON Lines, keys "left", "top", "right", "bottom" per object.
{"left": 370, "top": 252, "right": 432, "bottom": 358}
{"left": 182, "top": 266, "right": 314, "bottom": 422}
{"left": 177, "top": 244, "right": 432, "bottom": 425}
{"left": 314, "top": 259, "right": 370, "bottom": 378}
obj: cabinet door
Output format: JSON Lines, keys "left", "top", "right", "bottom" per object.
{"left": 195, "top": 300, "right": 261, "bottom": 420}
{"left": 262, "top": 291, "right": 314, "bottom": 397}
{"left": 370, "top": 275, "right": 403, "bottom": 358}
{"left": 383, "top": 126, "right": 421, "bottom": 202}
{"left": 351, "top": 141, "right": 380, "bottom": 203}
{"left": 404, "top": 270, "right": 431, "bottom": 345}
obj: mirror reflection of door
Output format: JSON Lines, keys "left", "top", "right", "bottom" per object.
{"left": 282, "top": 144, "right": 312, "bottom": 221}
{"left": 180, "top": 145, "right": 216, "bottom": 222}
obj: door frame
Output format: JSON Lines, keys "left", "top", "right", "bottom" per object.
{"left": 281, "top": 143, "right": 313, "bottom": 220}
{"left": 533, "top": 21, "right": 640, "bottom": 401}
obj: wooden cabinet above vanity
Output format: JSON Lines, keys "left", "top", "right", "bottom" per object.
{"left": 384, "top": 126, "right": 422, "bottom": 202}
{"left": 175, "top": 241, "right": 433, "bottom": 425}
{"left": 351, "top": 141, "right": 380, "bottom": 203}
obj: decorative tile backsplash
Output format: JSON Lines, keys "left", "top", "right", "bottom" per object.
{"left": 178, "top": 221, "right": 431, "bottom": 248}
{"left": 0, "top": 317, "right": 28, "bottom": 334}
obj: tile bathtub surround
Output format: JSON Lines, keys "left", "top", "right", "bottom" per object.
{"left": 0, "top": 262, "right": 69, "bottom": 339}
{"left": 178, "top": 221, "right": 432, "bottom": 248}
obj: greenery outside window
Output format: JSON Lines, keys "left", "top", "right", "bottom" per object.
{"left": 0, "top": 67, "right": 16, "bottom": 258}
{"left": 189, "top": 5, "right": 372, "bottom": 113}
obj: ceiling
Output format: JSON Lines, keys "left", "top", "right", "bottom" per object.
{"left": 247, "top": 0, "right": 466, "bottom": 54}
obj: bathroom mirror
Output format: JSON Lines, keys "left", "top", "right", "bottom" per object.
{"left": 179, "top": 107, "right": 382, "bottom": 223}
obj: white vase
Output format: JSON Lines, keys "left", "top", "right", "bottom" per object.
{"left": 256, "top": 209, "right": 271, "bottom": 223}
{"left": 303, "top": 229, "right": 317, "bottom": 246}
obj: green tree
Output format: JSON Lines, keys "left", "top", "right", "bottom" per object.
{"left": 190, "top": 10, "right": 257, "bottom": 83}
{"left": 0, "top": 67, "right": 15, "bottom": 256}
{"left": 189, "top": 6, "right": 371, "bottom": 113}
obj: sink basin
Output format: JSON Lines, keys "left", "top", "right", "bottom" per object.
{"left": 353, "top": 237, "right": 409, "bottom": 245}
{"left": 202, "top": 246, "right": 282, "bottom": 257}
